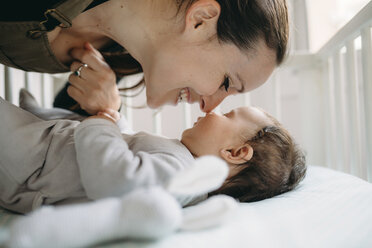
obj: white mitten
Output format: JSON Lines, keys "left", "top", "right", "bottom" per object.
{"left": 167, "top": 156, "right": 238, "bottom": 231}
{"left": 4, "top": 156, "right": 238, "bottom": 248}
{"left": 167, "top": 156, "right": 229, "bottom": 196}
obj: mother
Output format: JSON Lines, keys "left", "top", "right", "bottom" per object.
{"left": 0, "top": 0, "right": 288, "bottom": 113}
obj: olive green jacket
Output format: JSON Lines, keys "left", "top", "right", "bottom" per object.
{"left": 0, "top": 0, "right": 94, "bottom": 73}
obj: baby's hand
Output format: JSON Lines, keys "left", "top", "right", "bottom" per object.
{"left": 67, "top": 42, "right": 121, "bottom": 115}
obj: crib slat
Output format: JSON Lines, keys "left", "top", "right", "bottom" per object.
{"left": 4, "top": 66, "right": 13, "bottom": 103}
{"left": 345, "top": 40, "right": 365, "bottom": 179}
{"left": 361, "top": 27, "right": 372, "bottom": 180}
{"left": 153, "top": 110, "right": 162, "bottom": 135}
{"left": 321, "top": 60, "right": 333, "bottom": 169}
{"left": 332, "top": 51, "right": 347, "bottom": 172}
{"left": 42, "top": 74, "right": 54, "bottom": 108}
{"left": 24, "top": 71, "right": 31, "bottom": 91}
{"left": 117, "top": 73, "right": 143, "bottom": 133}
{"left": 0, "top": 65, "right": 4, "bottom": 99}
{"left": 41, "top": 74, "right": 46, "bottom": 107}
{"left": 122, "top": 95, "right": 133, "bottom": 132}
{"left": 340, "top": 48, "right": 353, "bottom": 174}
{"left": 183, "top": 103, "right": 191, "bottom": 130}
{"left": 244, "top": 92, "right": 251, "bottom": 106}
{"left": 25, "top": 72, "right": 43, "bottom": 106}
{"left": 327, "top": 57, "right": 339, "bottom": 171}
{"left": 274, "top": 74, "right": 282, "bottom": 122}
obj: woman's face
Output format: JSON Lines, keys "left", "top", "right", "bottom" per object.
{"left": 143, "top": 38, "right": 277, "bottom": 113}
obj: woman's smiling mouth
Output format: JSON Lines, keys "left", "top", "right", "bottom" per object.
{"left": 177, "top": 87, "right": 190, "bottom": 104}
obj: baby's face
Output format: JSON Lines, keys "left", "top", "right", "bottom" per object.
{"left": 181, "top": 106, "right": 273, "bottom": 157}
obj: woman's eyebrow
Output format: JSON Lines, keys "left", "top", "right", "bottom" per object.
{"left": 236, "top": 73, "right": 245, "bottom": 93}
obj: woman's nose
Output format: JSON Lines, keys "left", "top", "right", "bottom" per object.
{"left": 200, "top": 94, "right": 226, "bottom": 113}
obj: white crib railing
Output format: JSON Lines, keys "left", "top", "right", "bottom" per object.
{"left": 277, "top": 1, "right": 372, "bottom": 182}
{"left": 0, "top": 67, "right": 62, "bottom": 109}
{"left": 316, "top": 1, "right": 372, "bottom": 181}
{"left": 1, "top": 1, "right": 371, "bottom": 182}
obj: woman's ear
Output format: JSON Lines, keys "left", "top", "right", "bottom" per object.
{"left": 183, "top": 0, "right": 220, "bottom": 39}
{"left": 220, "top": 144, "right": 254, "bottom": 165}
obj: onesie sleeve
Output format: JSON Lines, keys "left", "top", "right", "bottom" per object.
{"left": 74, "top": 118, "right": 185, "bottom": 200}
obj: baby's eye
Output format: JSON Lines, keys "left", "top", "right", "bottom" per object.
{"left": 219, "top": 76, "right": 230, "bottom": 92}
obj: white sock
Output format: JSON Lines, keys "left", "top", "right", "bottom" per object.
{"left": 6, "top": 187, "right": 182, "bottom": 248}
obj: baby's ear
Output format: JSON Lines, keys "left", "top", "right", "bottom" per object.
{"left": 220, "top": 144, "right": 253, "bottom": 165}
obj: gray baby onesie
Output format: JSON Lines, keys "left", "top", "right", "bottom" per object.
{"left": 0, "top": 97, "right": 196, "bottom": 214}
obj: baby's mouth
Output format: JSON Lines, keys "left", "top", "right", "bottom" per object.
{"left": 177, "top": 88, "right": 190, "bottom": 103}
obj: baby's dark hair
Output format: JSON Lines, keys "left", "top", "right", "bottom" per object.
{"left": 210, "top": 114, "right": 306, "bottom": 202}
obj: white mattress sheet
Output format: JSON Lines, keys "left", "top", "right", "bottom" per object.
{"left": 117, "top": 165, "right": 372, "bottom": 248}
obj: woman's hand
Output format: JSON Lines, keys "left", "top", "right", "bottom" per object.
{"left": 67, "top": 42, "right": 121, "bottom": 115}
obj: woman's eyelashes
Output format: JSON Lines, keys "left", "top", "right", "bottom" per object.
{"left": 220, "top": 76, "right": 230, "bottom": 92}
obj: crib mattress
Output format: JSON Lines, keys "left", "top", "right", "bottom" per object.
{"left": 1, "top": 165, "right": 372, "bottom": 248}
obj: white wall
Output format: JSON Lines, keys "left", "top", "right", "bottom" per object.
{"left": 306, "top": 0, "right": 371, "bottom": 52}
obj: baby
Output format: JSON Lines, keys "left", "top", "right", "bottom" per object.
{"left": 181, "top": 106, "right": 307, "bottom": 203}
{"left": 0, "top": 90, "right": 306, "bottom": 214}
